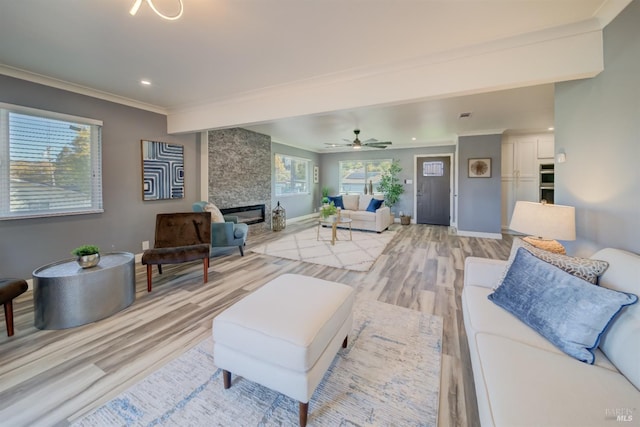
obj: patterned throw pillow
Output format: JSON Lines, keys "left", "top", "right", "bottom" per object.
{"left": 495, "top": 238, "right": 609, "bottom": 288}
{"left": 204, "top": 203, "right": 225, "bottom": 223}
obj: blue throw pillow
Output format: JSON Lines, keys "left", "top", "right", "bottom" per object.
{"left": 328, "top": 195, "right": 344, "bottom": 209}
{"left": 488, "top": 248, "right": 638, "bottom": 364}
{"left": 366, "top": 198, "right": 384, "bottom": 212}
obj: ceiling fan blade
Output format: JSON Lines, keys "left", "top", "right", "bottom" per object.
{"left": 363, "top": 138, "right": 378, "bottom": 143}
{"left": 325, "top": 143, "right": 352, "bottom": 147}
{"left": 365, "top": 141, "right": 392, "bottom": 146}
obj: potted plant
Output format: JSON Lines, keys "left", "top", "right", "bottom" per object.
{"left": 321, "top": 186, "right": 331, "bottom": 204}
{"left": 320, "top": 202, "right": 338, "bottom": 220}
{"left": 71, "top": 244, "right": 101, "bottom": 268}
{"left": 377, "top": 159, "right": 404, "bottom": 218}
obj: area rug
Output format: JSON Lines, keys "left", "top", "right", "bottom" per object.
{"left": 250, "top": 226, "right": 396, "bottom": 271}
{"left": 72, "top": 299, "right": 443, "bottom": 427}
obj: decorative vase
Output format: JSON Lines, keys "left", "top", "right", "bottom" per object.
{"left": 77, "top": 253, "right": 100, "bottom": 269}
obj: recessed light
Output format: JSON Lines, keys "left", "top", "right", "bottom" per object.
{"left": 140, "top": 80, "right": 152, "bottom": 86}
{"left": 412, "top": 137, "right": 416, "bottom": 141}
{"left": 548, "top": 127, "right": 554, "bottom": 131}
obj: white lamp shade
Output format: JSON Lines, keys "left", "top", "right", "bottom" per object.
{"left": 509, "top": 201, "right": 576, "bottom": 241}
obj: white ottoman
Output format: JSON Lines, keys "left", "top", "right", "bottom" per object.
{"left": 213, "top": 273, "right": 354, "bottom": 426}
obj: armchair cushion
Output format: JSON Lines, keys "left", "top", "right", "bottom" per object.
{"left": 204, "top": 202, "right": 225, "bottom": 223}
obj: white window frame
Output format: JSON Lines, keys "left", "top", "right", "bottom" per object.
{"left": 339, "top": 159, "right": 392, "bottom": 194}
{"left": 274, "top": 153, "right": 310, "bottom": 197}
{"left": 0, "top": 102, "right": 103, "bottom": 220}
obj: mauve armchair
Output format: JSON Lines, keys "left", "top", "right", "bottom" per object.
{"left": 193, "top": 201, "right": 248, "bottom": 256}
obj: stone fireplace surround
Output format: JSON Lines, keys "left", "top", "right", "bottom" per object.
{"left": 207, "top": 128, "right": 272, "bottom": 233}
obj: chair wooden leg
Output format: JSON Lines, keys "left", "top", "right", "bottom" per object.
{"left": 4, "top": 301, "right": 15, "bottom": 337}
{"left": 203, "top": 257, "right": 209, "bottom": 283}
{"left": 299, "top": 402, "right": 309, "bottom": 427}
{"left": 222, "top": 369, "right": 231, "bottom": 389}
{"left": 157, "top": 264, "right": 163, "bottom": 275}
{"left": 146, "top": 264, "right": 153, "bottom": 292}
{"left": 239, "top": 245, "right": 244, "bottom": 256}
{"left": 342, "top": 335, "right": 348, "bottom": 348}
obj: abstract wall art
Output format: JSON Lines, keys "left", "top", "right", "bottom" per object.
{"left": 141, "top": 140, "right": 184, "bottom": 200}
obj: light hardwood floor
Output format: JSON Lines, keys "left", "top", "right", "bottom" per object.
{"left": 0, "top": 220, "right": 512, "bottom": 426}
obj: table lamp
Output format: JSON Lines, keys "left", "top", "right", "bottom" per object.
{"left": 509, "top": 201, "right": 576, "bottom": 254}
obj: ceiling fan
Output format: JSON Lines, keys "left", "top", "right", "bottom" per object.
{"left": 325, "top": 129, "right": 392, "bottom": 150}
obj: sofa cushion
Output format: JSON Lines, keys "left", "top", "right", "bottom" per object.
{"left": 343, "top": 194, "right": 359, "bottom": 211}
{"left": 592, "top": 248, "right": 640, "bottom": 391}
{"left": 475, "top": 333, "right": 640, "bottom": 427}
{"left": 204, "top": 202, "right": 225, "bottom": 223}
{"left": 358, "top": 194, "right": 373, "bottom": 211}
{"left": 349, "top": 210, "right": 376, "bottom": 221}
{"left": 328, "top": 195, "right": 345, "bottom": 209}
{"left": 496, "top": 238, "right": 610, "bottom": 287}
{"left": 366, "top": 198, "right": 384, "bottom": 212}
{"left": 489, "top": 248, "right": 638, "bottom": 363}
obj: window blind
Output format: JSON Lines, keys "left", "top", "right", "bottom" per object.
{"left": 0, "top": 103, "right": 103, "bottom": 220}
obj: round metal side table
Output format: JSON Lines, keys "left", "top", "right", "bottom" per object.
{"left": 32, "top": 252, "right": 135, "bottom": 330}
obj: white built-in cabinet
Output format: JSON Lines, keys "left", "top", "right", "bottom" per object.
{"left": 501, "top": 134, "right": 554, "bottom": 230}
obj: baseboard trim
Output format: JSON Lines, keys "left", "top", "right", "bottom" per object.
{"left": 286, "top": 213, "right": 318, "bottom": 224}
{"left": 456, "top": 230, "right": 503, "bottom": 239}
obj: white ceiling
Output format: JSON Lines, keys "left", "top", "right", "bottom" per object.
{"left": 0, "top": 0, "right": 631, "bottom": 152}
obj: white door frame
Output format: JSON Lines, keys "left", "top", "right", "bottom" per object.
{"left": 413, "top": 153, "right": 456, "bottom": 228}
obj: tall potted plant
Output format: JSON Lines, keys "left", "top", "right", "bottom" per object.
{"left": 377, "top": 159, "right": 404, "bottom": 218}
{"left": 321, "top": 186, "right": 331, "bottom": 204}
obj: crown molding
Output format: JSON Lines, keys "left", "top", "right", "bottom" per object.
{"left": 0, "top": 65, "right": 167, "bottom": 115}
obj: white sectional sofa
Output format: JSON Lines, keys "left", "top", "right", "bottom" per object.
{"left": 462, "top": 247, "right": 640, "bottom": 426}
{"left": 330, "top": 194, "right": 392, "bottom": 233}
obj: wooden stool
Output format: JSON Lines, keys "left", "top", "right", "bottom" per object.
{"left": 0, "top": 278, "right": 29, "bottom": 336}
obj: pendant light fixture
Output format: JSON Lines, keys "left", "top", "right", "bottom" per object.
{"left": 129, "top": 0, "right": 184, "bottom": 21}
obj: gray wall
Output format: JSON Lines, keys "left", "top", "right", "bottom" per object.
{"left": 320, "top": 145, "right": 456, "bottom": 219}
{"left": 0, "top": 75, "right": 198, "bottom": 278}
{"left": 555, "top": 0, "right": 640, "bottom": 256}
{"left": 271, "top": 142, "right": 321, "bottom": 219}
{"left": 457, "top": 134, "right": 502, "bottom": 234}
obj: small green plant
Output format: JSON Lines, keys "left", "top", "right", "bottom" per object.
{"left": 321, "top": 186, "right": 331, "bottom": 204}
{"left": 377, "top": 159, "right": 404, "bottom": 209}
{"left": 320, "top": 202, "right": 337, "bottom": 218}
{"left": 71, "top": 245, "right": 100, "bottom": 257}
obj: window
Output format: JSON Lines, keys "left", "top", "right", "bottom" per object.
{"left": 275, "top": 154, "right": 310, "bottom": 196}
{"left": 0, "top": 103, "right": 103, "bottom": 220}
{"left": 339, "top": 159, "right": 391, "bottom": 194}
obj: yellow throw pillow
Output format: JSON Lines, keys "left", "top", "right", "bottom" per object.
{"left": 204, "top": 203, "right": 225, "bottom": 223}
